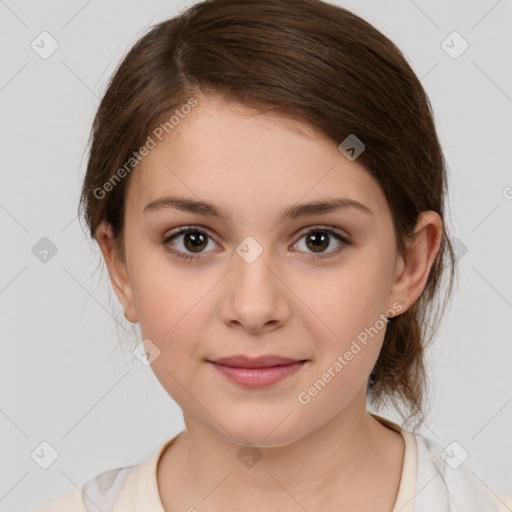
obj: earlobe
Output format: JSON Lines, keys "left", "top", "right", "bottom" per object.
{"left": 389, "top": 211, "right": 443, "bottom": 315}
{"left": 95, "top": 222, "right": 139, "bottom": 324}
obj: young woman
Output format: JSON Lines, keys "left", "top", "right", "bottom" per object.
{"left": 31, "top": 0, "right": 512, "bottom": 510}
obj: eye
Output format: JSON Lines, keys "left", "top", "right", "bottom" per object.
{"left": 162, "top": 225, "right": 351, "bottom": 262}
{"left": 162, "top": 227, "right": 219, "bottom": 261}
{"left": 292, "top": 226, "right": 350, "bottom": 258}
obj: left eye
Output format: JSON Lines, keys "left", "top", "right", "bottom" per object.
{"left": 292, "top": 226, "right": 350, "bottom": 258}
{"left": 162, "top": 225, "right": 350, "bottom": 261}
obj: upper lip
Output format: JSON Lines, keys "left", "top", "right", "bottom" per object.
{"left": 208, "top": 355, "right": 306, "bottom": 368}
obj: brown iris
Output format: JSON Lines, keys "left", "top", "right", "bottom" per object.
{"left": 183, "top": 231, "right": 208, "bottom": 252}
{"left": 305, "top": 231, "right": 329, "bottom": 253}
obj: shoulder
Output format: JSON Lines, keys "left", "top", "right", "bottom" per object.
{"left": 27, "top": 436, "right": 178, "bottom": 512}
{"left": 28, "top": 486, "right": 85, "bottom": 511}
{"left": 412, "top": 432, "right": 512, "bottom": 511}
{"left": 488, "top": 485, "right": 512, "bottom": 512}
{"left": 29, "top": 466, "right": 132, "bottom": 512}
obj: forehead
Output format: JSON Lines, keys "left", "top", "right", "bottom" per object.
{"left": 125, "top": 97, "right": 387, "bottom": 220}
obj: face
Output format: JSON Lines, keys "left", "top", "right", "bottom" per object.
{"left": 98, "top": 95, "right": 440, "bottom": 447}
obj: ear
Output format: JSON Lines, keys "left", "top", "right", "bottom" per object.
{"left": 96, "top": 222, "right": 139, "bottom": 324}
{"left": 388, "top": 211, "right": 443, "bottom": 316}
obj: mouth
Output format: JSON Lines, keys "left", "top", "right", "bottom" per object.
{"left": 206, "top": 356, "right": 309, "bottom": 388}
{"left": 208, "top": 354, "right": 307, "bottom": 368}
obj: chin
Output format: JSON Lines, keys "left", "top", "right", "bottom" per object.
{"left": 215, "top": 413, "right": 307, "bottom": 449}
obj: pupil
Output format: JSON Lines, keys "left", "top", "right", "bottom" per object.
{"left": 185, "top": 231, "right": 207, "bottom": 252}
{"left": 307, "top": 232, "right": 328, "bottom": 252}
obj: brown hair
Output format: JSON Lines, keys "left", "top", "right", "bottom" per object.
{"left": 78, "top": 0, "right": 457, "bottom": 431}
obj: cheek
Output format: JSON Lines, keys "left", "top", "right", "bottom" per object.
{"left": 294, "top": 258, "right": 388, "bottom": 334}
{"left": 292, "top": 257, "right": 390, "bottom": 375}
{"left": 133, "top": 268, "right": 210, "bottom": 400}
{"left": 129, "top": 250, "right": 209, "bottom": 340}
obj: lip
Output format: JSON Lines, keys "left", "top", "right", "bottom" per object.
{"left": 209, "top": 355, "right": 305, "bottom": 368}
{"left": 207, "top": 356, "right": 308, "bottom": 388}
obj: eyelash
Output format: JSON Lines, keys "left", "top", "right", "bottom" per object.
{"left": 161, "top": 225, "right": 351, "bottom": 262}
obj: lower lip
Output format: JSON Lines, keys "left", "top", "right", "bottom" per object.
{"left": 208, "top": 361, "right": 306, "bottom": 388}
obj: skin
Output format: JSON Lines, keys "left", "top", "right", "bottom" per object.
{"left": 97, "top": 94, "right": 442, "bottom": 511}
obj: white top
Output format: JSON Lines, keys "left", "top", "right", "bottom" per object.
{"left": 29, "top": 413, "right": 512, "bottom": 511}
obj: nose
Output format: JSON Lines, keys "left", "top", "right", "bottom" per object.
{"left": 217, "top": 244, "right": 291, "bottom": 335}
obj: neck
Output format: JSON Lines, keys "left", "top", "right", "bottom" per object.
{"left": 157, "top": 397, "right": 404, "bottom": 511}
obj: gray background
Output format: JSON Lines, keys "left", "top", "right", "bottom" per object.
{"left": 1, "top": 0, "right": 511, "bottom": 510}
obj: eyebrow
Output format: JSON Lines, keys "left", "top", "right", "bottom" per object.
{"left": 143, "top": 195, "right": 373, "bottom": 220}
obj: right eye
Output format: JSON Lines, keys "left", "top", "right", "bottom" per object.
{"left": 162, "top": 226, "right": 220, "bottom": 261}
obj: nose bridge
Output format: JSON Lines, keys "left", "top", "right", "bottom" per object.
{"left": 218, "top": 234, "right": 290, "bottom": 331}
{"left": 233, "top": 234, "right": 278, "bottom": 297}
